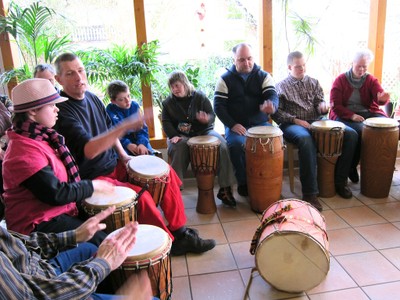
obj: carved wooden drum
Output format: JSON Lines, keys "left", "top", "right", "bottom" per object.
{"left": 245, "top": 126, "right": 284, "bottom": 213}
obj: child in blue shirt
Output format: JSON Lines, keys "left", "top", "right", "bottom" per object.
{"left": 106, "top": 80, "right": 155, "bottom": 155}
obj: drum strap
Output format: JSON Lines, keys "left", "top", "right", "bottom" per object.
{"left": 249, "top": 204, "right": 292, "bottom": 255}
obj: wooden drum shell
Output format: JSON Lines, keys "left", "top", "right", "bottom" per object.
{"left": 245, "top": 126, "right": 284, "bottom": 213}
{"left": 361, "top": 118, "right": 399, "bottom": 198}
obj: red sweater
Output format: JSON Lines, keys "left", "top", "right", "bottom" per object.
{"left": 329, "top": 73, "right": 387, "bottom": 120}
{"left": 3, "top": 131, "right": 77, "bottom": 234}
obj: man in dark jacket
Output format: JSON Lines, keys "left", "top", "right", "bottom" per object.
{"left": 214, "top": 43, "right": 279, "bottom": 196}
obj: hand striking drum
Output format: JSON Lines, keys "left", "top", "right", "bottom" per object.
{"left": 187, "top": 135, "right": 221, "bottom": 214}
{"left": 310, "top": 120, "right": 346, "bottom": 198}
{"left": 245, "top": 126, "right": 284, "bottom": 213}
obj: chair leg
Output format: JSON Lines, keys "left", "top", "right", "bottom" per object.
{"left": 287, "top": 143, "right": 295, "bottom": 193}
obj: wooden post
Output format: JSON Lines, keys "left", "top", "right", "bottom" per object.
{"left": 259, "top": 0, "right": 273, "bottom": 74}
{"left": 133, "top": 0, "right": 155, "bottom": 138}
{"left": 0, "top": 0, "right": 18, "bottom": 96}
{"left": 368, "top": 0, "right": 387, "bottom": 82}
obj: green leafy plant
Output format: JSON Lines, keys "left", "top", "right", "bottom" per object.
{"left": 77, "top": 41, "right": 162, "bottom": 104}
{"left": 0, "top": 1, "right": 71, "bottom": 85}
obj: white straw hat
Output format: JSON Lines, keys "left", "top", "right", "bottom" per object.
{"left": 11, "top": 78, "right": 68, "bottom": 113}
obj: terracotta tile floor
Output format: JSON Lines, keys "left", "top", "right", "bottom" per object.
{"left": 172, "top": 159, "right": 400, "bottom": 300}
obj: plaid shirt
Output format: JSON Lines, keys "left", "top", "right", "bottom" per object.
{"left": 272, "top": 74, "right": 326, "bottom": 124}
{"left": 0, "top": 227, "right": 109, "bottom": 300}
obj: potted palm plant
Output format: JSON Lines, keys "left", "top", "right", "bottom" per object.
{"left": 0, "top": 1, "right": 71, "bottom": 85}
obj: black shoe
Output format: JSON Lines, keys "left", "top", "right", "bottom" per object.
{"left": 170, "top": 228, "right": 216, "bottom": 256}
{"left": 349, "top": 168, "right": 359, "bottom": 183}
{"left": 217, "top": 187, "right": 236, "bottom": 207}
{"left": 303, "top": 194, "right": 323, "bottom": 212}
{"left": 237, "top": 184, "right": 248, "bottom": 197}
{"left": 335, "top": 184, "right": 353, "bottom": 199}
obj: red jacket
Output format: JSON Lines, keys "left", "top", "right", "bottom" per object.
{"left": 329, "top": 73, "right": 387, "bottom": 120}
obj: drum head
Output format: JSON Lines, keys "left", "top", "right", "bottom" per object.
{"left": 110, "top": 224, "right": 170, "bottom": 262}
{"left": 246, "top": 126, "right": 283, "bottom": 138}
{"left": 84, "top": 186, "right": 136, "bottom": 208}
{"left": 363, "top": 117, "right": 399, "bottom": 128}
{"left": 127, "top": 155, "right": 169, "bottom": 179}
{"left": 187, "top": 135, "right": 220, "bottom": 146}
{"left": 311, "top": 120, "right": 346, "bottom": 130}
{"left": 255, "top": 231, "right": 330, "bottom": 292}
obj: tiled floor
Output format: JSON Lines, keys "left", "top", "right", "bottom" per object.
{"left": 171, "top": 159, "right": 400, "bottom": 300}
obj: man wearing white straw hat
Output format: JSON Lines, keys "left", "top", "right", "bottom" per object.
{"left": 54, "top": 53, "right": 215, "bottom": 256}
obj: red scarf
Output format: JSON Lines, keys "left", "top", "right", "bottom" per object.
{"left": 13, "top": 119, "right": 81, "bottom": 183}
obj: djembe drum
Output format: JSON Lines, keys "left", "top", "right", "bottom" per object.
{"left": 109, "top": 224, "right": 173, "bottom": 300}
{"left": 245, "top": 126, "right": 284, "bottom": 213}
{"left": 361, "top": 117, "right": 399, "bottom": 198}
{"left": 127, "top": 155, "right": 170, "bottom": 206}
{"left": 82, "top": 186, "right": 137, "bottom": 233}
{"left": 187, "top": 136, "right": 221, "bottom": 214}
{"left": 310, "top": 120, "right": 346, "bottom": 198}
{"left": 249, "top": 199, "right": 329, "bottom": 293}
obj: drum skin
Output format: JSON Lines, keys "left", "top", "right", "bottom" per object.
{"left": 252, "top": 199, "right": 329, "bottom": 293}
{"left": 310, "top": 120, "right": 345, "bottom": 198}
{"left": 83, "top": 186, "right": 137, "bottom": 233}
{"left": 109, "top": 225, "right": 173, "bottom": 300}
{"left": 127, "top": 155, "right": 170, "bottom": 206}
{"left": 361, "top": 118, "right": 399, "bottom": 198}
{"left": 245, "top": 126, "right": 284, "bottom": 213}
{"left": 187, "top": 135, "right": 221, "bottom": 214}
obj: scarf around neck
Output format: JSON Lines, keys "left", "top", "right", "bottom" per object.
{"left": 13, "top": 119, "right": 81, "bottom": 183}
{"left": 345, "top": 68, "right": 368, "bottom": 89}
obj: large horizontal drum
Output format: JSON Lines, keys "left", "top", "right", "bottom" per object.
{"left": 245, "top": 126, "right": 284, "bottom": 213}
{"left": 361, "top": 117, "right": 399, "bottom": 198}
{"left": 82, "top": 186, "right": 137, "bottom": 233}
{"left": 250, "top": 199, "right": 329, "bottom": 293}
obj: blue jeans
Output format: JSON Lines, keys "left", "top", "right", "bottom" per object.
{"left": 48, "top": 243, "right": 116, "bottom": 300}
{"left": 335, "top": 113, "right": 386, "bottom": 169}
{"left": 280, "top": 120, "right": 357, "bottom": 195}
{"left": 224, "top": 122, "right": 272, "bottom": 186}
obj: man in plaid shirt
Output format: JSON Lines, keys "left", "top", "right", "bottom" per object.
{"left": 0, "top": 207, "right": 153, "bottom": 300}
{"left": 272, "top": 51, "right": 358, "bottom": 211}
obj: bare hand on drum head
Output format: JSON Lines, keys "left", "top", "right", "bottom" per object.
{"left": 75, "top": 206, "right": 116, "bottom": 243}
{"left": 231, "top": 123, "right": 247, "bottom": 136}
{"left": 97, "top": 221, "right": 138, "bottom": 271}
{"left": 350, "top": 113, "right": 365, "bottom": 122}
{"left": 115, "top": 269, "right": 152, "bottom": 299}
{"left": 196, "top": 111, "right": 210, "bottom": 124}
{"left": 259, "top": 100, "right": 275, "bottom": 114}
{"left": 92, "top": 179, "right": 115, "bottom": 194}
